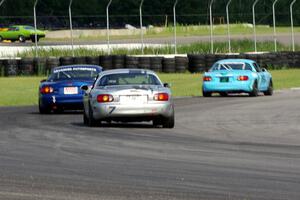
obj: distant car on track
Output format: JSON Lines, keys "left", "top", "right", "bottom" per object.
{"left": 0, "top": 25, "right": 46, "bottom": 43}
{"left": 39, "top": 65, "right": 103, "bottom": 114}
{"left": 82, "top": 69, "right": 175, "bottom": 128}
{"left": 202, "top": 59, "right": 273, "bottom": 97}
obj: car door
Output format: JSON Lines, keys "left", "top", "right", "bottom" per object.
{"left": 253, "top": 62, "right": 267, "bottom": 91}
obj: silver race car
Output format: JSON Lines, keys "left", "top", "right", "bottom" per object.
{"left": 81, "top": 69, "right": 175, "bottom": 128}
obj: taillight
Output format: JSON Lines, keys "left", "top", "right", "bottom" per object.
{"left": 203, "top": 76, "right": 212, "bottom": 82}
{"left": 97, "top": 94, "right": 114, "bottom": 103}
{"left": 40, "top": 86, "right": 54, "bottom": 94}
{"left": 238, "top": 76, "right": 249, "bottom": 81}
{"left": 154, "top": 93, "right": 169, "bottom": 101}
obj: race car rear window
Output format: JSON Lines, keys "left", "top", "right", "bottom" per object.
{"left": 98, "top": 73, "right": 161, "bottom": 86}
{"left": 211, "top": 63, "right": 253, "bottom": 71}
{"left": 49, "top": 67, "right": 98, "bottom": 81}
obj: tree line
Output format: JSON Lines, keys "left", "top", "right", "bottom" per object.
{"left": 0, "top": 0, "right": 299, "bottom": 29}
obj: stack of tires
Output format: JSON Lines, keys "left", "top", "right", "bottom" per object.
{"left": 34, "top": 57, "right": 47, "bottom": 75}
{"left": 175, "top": 57, "right": 188, "bottom": 73}
{"left": 0, "top": 60, "right": 4, "bottom": 77}
{"left": 73, "top": 57, "right": 87, "bottom": 65}
{"left": 100, "top": 55, "right": 113, "bottom": 70}
{"left": 295, "top": 52, "right": 300, "bottom": 68}
{"left": 46, "top": 57, "right": 60, "bottom": 74}
{"left": 125, "top": 56, "right": 139, "bottom": 68}
{"left": 150, "top": 57, "right": 163, "bottom": 72}
{"left": 138, "top": 57, "right": 151, "bottom": 69}
{"left": 162, "top": 58, "right": 176, "bottom": 73}
{"left": 60, "top": 56, "right": 74, "bottom": 66}
{"left": 19, "top": 58, "right": 35, "bottom": 75}
{"left": 187, "top": 54, "right": 206, "bottom": 73}
{"left": 206, "top": 54, "right": 217, "bottom": 70}
{"left": 112, "top": 55, "right": 125, "bottom": 69}
{"left": 86, "top": 56, "right": 100, "bottom": 66}
{"left": 3, "top": 59, "right": 18, "bottom": 76}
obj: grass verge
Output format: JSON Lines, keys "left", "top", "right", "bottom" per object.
{"left": 1, "top": 69, "right": 300, "bottom": 107}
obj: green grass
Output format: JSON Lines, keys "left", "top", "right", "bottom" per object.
{"left": 17, "top": 40, "right": 300, "bottom": 57}
{"left": 44, "top": 24, "right": 300, "bottom": 42}
{"left": 1, "top": 69, "right": 300, "bottom": 107}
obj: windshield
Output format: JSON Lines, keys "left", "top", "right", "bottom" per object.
{"left": 98, "top": 73, "right": 161, "bottom": 87}
{"left": 24, "top": 26, "right": 35, "bottom": 30}
{"left": 210, "top": 63, "right": 253, "bottom": 71}
{"left": 48, "top": 67, "right": 99, "bottom": 81}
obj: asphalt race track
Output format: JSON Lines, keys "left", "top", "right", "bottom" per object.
{"left": 1, "top": 90, "right": 300, "bottom": 200}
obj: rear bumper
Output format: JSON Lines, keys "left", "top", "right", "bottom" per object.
{"left": 92, "top": 102, "right": 174, "bottom": 120}
{"left": 203, "top": 81, "right": 253, "bottom": 93}
{"left": 40, "top": 94, "right": 83, "bottom": 110}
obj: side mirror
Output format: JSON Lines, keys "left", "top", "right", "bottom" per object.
{"left": 262, "top": 68, "right": 267, "bottom": 72}
{"left": 164, "top": 83, "right": 171, "bottom": 88}
{"left": 40, "top": 79, "right": 47, "bottom": 83}
{"left": 81, "top": 85, "right": 89, "bottom": 91}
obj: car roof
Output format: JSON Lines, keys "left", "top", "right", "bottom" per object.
{"left": 216, "top": 59, "right": 255, "bottom": 64}
{"left": 99, "top": 68, "right": 156, "bottom": 76}
{"left": 54, "top": 64, "right": 102, "bottom": 70}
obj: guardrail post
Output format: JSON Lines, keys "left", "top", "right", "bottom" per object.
{"left": 139, "top": 0, "right": 144, "bottom": 54}
{"left": 106, "top": 0, "right": 113, "bottom": 55}
{"left": 34, "top": 0, "right": 39, "bottom": 58}
{"left": 69, "top": 0, "right": 74, "bottom": 57}
{"left": 209, "top": 0, "right": 215, "bottom": 54}
{"left": 272, "top": 0, "right": 279, "bottom": 52}
{"left": 173, "top": 0, "right": 178, "bottom": 54}
{"left": 252, "top": 0, "right": 260, "bottom": 52}
{"left": 290, "top": 0, "right": 297, "bottom": 52}
{"left": 226, "top": 0, "right": 232, "bottom": 53}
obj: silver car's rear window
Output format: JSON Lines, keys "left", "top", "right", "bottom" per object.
{"left": 98, "top": 73, "right": 161, "bottom": 86}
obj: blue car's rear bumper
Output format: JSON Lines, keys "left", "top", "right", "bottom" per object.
{"left": 203, "top": 81, "right": 253, "bottom": 93}
{"left": 40, "top": 94, "right": 83, "bottom": 110}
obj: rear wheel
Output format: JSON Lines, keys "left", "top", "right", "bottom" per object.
{"left": 39, "top": 101, "right": 51, "bottom": 114}
{"left": 162, "top": 114, "right": 175, "bottom": 129}
{"left": 249, "top": 81, "right": 259, "bottom": 97}
{"left": 88, "top": 104, "right": 100, "bottom": 127}
{"left": 18, "top": 35, "right": 26, "bottom": 43}
{"left": 0, "top": 36, "right": 3, "bottom": 42}
{"left": 264, "top": 80, "right": 273, "bottom": 96}
{"left": 219, "top": 92, "right": 228, "bottom": 97}
{"left": 202, "top": 90, "right": 212, "bottom": 97}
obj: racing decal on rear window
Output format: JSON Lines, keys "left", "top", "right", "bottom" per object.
{"left": 54, "top": 67, "right": 97, "bottom": 73}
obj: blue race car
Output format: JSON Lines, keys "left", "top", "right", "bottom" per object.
{"left": 39, "top": 65, "right": 102, "bottom": 114}
{"left": 202, "top": 59, "right": 273, "bottom": 97}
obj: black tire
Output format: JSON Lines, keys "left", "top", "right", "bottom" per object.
{"left": 202, "top": 90, "right": 212, "bottom": 97}
{"left": 152, "top": 118, "right": 161, "bottom": 127}
{"left": 88, "top": 104, "right": 99, "bottom": 127}
{"left": 18, "top": 35, "right": 26, "bottom": 43}
{"left": 162, "top": 114, "right": 175, "bottom": 129}
{"left": 264, "top": 80, "right": 274, "bottom": 96}
{"left": 249, "top": 81, "right": 259, "bottom": 97}
{"left": 219, "top": 92, "right": 228, "bottom": 97}
{"left": 39, "top": 101, "right": 51, "bottom": 114}
{"left": 0, "top": 36, "right": 3, "bottom": 42}
{"left": 31, "top": 36, "right": 40, "bottom": 43}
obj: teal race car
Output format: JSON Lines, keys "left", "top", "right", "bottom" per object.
{"left": 0, "top": 25, "right": 46, "bottom": 43}
{"left": 202, "top": 59, "right": 273, "bottom": 97}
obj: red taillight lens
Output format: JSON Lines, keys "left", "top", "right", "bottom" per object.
{"left": 154, "top": 93, "right": 169, "bottom": 101}
{"left": 97, "top": 94, "right": 114, "bottom": 103}
{"left": 40, "top": 86, "right": 54, "bottom": 94}
{"left": 203, "top": 76, "right": 212, "bottom": 82}
{"left": 238, "top": 76, "right": 249, "bottom": 81}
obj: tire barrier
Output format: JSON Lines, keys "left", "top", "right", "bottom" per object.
{"left": 125, "top": 56, "right": 139, "bottom": 68}
{"left": 73, "top": 56, "right": 87, "bottom": 65}
{"left": 112, "top": 55, "right": 125, "bottom": 69}
{"left": 175, "top": 56, "right": 188, "bottom": 73}
{"left": 3, "top": 59, "right": 19, "bottom": 76}
{"left": 150, "top": 57, "right": 163, "bottom": 72}
{"left": 162, "top": 58, "right": 176, "bottom": 73}
{"left": 86, "top": 56, "right": 100, "bottom": 65}
{"left": 99, "top": 55, "right": 113, "bottom": 70}
{"left": 138, "top": 57, "right": 151, "bottom": 69}
{"left": 59, "top": 56, "right": 74, "bottom": 66}
{"left": 46, "top": 57, "right": 60, "bottom": 73}
{"left": 19, "top": 58, "right": 35, "bottom": 75}
{"left": 1, "top": 52, "right": 300, "bottom": 77}
{"left": 34, "top": 57, "right": 47, "bottom": 76}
